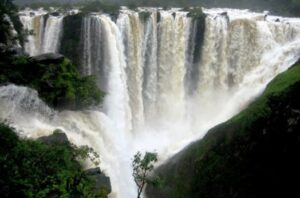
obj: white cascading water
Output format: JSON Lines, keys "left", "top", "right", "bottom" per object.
{"left": 2, "top": 8, "right": 300, "bottom": 198}
{"left": 19, "top": 9, "right": 64, "bottom": 56}
{"left": 42, "top": 15, "right": 64, "bottom": 53}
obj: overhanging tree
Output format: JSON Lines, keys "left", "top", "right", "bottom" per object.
{"left": 132, "top": 151, "right": 159, "bottom": 198}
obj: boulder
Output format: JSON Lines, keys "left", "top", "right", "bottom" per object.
{"left": 220, "top": 12, "right": 229, "bottom": 23}
{"left": 85, "top": 167, "right": 112, "bottom": 194}
{"left": 38, "top": 129, "right": 69, "bottom": 145}
{"left": 31, "top": 53, "right": 64, "bottom": 64}
{"left": 85, "top": 167, "right": 102, "bottom": 175}
{"left": 220, "top": 11, "right": 227, "bottom": 16}
{"left": 50, "top": 12, "right": 60, "bottom": 17}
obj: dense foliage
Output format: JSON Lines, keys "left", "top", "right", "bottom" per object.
{"left": 80, "top": 0, "right": 120, "bottom": 19}
{"left": 60, "top": 14, "right": 83, "bottom": 69}
{"left": 1, "top": 0, "right": 103, "bottom": 110}
{"left": 0, "top": 55, "right": 104, "bottom": 110}
{"left": 0, "top": 124, "right": 107, "bottom": 198}
{"left": 132, "top": 152, "right": 159, "bottom": 198}
{"left": 0, "top": 0, "right": 24, "bottom": 46}
{"left": 146, "top": 64, "right": 300, "bottom": 198}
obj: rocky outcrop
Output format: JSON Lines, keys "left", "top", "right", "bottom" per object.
{"left": 146, "top": 64, "right": 300, "bottom": 198}
{"left": 31, "top": 53, "right": 64, "bottom": 64}
{"left": 85, "top": 167, "right": 112, "bottom": 194}
{"left": 38, "top": 129, "right": 69, "bottom": 145}
{"left": 50, "top": 12, "right": 60, "bottom": 17}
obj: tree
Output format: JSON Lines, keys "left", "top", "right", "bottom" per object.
{"left": 0, "top": 0, "right": 24, "bottom": 47}
{"left": 132, "top": 151, "right": 158, "bottom": 198}
{"left": 0, "top": 124, "right": 106, "bottom": 197}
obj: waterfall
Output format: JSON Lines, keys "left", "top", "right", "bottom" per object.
{"left": 42, "top": 15, "right": 64, "bottom": 53}
{"left": 141, "top": 11, "right": 158, "bottom": 123}
{"left": 20, "top": 11, "right": 44, "bottom": 56}
{"left": 117, "top": 11, "right": 145, "bottom": 130}
{"left": 8, "top": 8, "right": 300, "bottom": 198}
{"left": 19, "top": 10, "right": 64, "bottom": 56}
{"left": 156, "top": 11, "right": 191, "bottom": 124}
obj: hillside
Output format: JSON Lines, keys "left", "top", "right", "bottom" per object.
{"left": 146, "top": 63, "right": 300, "bottom": 198}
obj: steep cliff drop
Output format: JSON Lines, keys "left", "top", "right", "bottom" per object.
{"left": 1, "top": 8, "right": 300, "bottom": 198}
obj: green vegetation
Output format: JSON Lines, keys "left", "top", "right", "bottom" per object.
{"left": 139, "top": 11, "right": 151, "bottom": 22}
{"left": 80, "top": 0, "right": 120, "bottom": 20}
{"left": 0, "top": 55, "right": 104, "bottom": 110}
{"left": 21, "top": 2, "right": 73, "bottom": 12}
{"left": 23, "top": 0, "right": 121, "bottom": 20}
{"left": 132, "top": 152, "right": 161, "bottom": 198}
{"left": 186, "top": 7, "right": 205, "bottom": 20}
{"left": 0, "top": 0, "right": 24, "bottom": 46}
{"left": 230, "top": 65, "right": 300, "bottom": 129}
{"left": 0, "top": 1, "right": 104, "bottom": 110}
{"left": 60, "top": 13, "right": 83, "bottom": 68}
{"left": 0, "top": 123, "right": 106, "bottom": 198}
{"left": 146, "top": 64, "right": 300, "bottom": 198}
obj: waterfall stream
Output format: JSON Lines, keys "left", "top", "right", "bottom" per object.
{"left": 2, "top": 8, "right": 300, "bottom": 198}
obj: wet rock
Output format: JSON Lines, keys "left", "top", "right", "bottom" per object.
{"left": 85, "top": 167, "right": 102, "bottom": 175}
{"left": 220, "top": 12, "right": 229, "bottom": 22}
{"left": 38, "top": 129, "right": 69, "bottom": 145}
{"left": 31, "top": 53, "right": 64, "bottom": 64}
{"left": 50, "top": 12, "right": 60, "bottom": 17}
{"left": 85, "top": 167, "right": 112, "bottom": 194}
{"left": 220, "top": 11, "right": 228, "bottom": 16}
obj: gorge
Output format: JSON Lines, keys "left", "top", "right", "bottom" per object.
{"left": 1, "top": 7, "right": 300, "bottom": 198}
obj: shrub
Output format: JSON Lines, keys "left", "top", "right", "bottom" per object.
{"left": 0, "top": 124, "right": 105, "bottom": 198}
{"left": 0, "top": 55, "right": 104, "bottom": 110}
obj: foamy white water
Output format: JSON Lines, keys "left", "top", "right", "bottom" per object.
{"left": 4, "top": 8, "right": 300, "bottom": 198}
{"left": 19, "top": 9, "right": 63, "bottom": 55}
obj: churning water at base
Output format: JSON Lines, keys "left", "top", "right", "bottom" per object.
{"left": 2, "top": 8, "right": 300, "bottom": 197}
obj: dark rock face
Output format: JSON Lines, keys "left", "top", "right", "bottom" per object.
{"left": 38, "top": 129, "right": 69, "bottom": 145}
{"left": 31, "top": 53, "right": 64, "bottom": 64}
{"left": 220, "top": 11, "right": 229, "bottom": 22}
{"left": 50, "top": 12, "right": 60, "bottom": 17}
{"left": 85, "top": 167, "right": 112, "bottom": 194}
{"left": 146, "top": 65, "right": 300, "bottom": 198}
{"left": 220, "top": 11, "right": 228, "bottom": 16}
{"left": 59, "top": 14, "right": 83, "bottom": 69}
{"left": 85, "top": 167, "right": 102, "bottom": 175}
